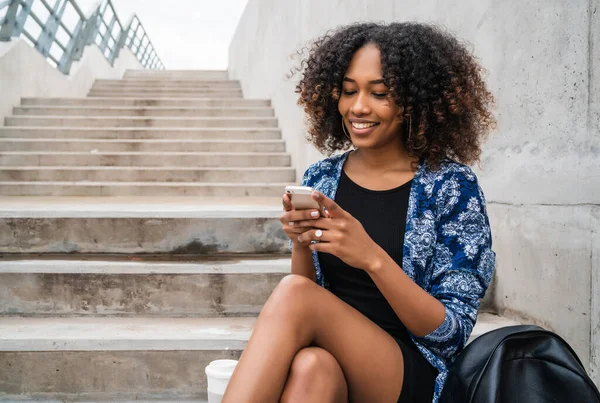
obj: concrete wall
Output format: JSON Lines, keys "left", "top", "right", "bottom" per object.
{"left": 0, "top": 38, "right": 144, "bottom": 126}
{"left": 228, "top": 0, "right": 600, "bottom": 385}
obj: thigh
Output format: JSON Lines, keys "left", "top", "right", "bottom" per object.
{"left": 268, "top": 275, "right": 405, "bottom": 403}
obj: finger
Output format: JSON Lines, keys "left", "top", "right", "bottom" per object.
{"left": 282, "top": 194, "right": 293, "bottom": 211}
{"left": 297, "top": 228, "right": 330, "bottom": 244}
{"left": 282, "top": 225, "right": 314, "bottom": 235}
{"left": 293, "top": 217, "right": 335, "bottom": 230}
{"left": 283, "top": 209, "right": 323, "bottom": 223}
{"left": 308, "top": 242, "right": 333, "bottom": 253}
{"left": 311, "top": 191, "right": 344, "bottom": 218}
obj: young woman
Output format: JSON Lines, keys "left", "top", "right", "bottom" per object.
{"left": 223, "top": 22, "right": 496, "bottom": 403}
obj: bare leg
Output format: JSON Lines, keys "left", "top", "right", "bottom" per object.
{"left": 222, "top": 274, "right": 405, "bottom": 403}
{"left": 280, "top": 346, "right": 348, "bottom": 403}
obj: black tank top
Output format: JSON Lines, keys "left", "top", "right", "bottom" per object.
{"left": 318, "top": 168, "right": 415, "bottom": 348}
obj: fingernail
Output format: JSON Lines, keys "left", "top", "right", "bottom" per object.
{"left": 297, "top": 236, "right": 302, "bottom": 242}
{"left": 310, "top": 211, "right": 319, "bottom": 218}
{"left": 288, "top": 221, "right": 294, "bottom": 226}
{"left": 312, "top": 191, "right": 320, "bottom": 199}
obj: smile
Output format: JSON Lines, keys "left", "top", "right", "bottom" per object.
{"left": 351, "top": 122, "right": 379, "bottom": 129}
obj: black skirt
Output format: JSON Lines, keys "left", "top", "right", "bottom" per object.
{"left": 394, "top": 336, "right": 438, "bottom": 402}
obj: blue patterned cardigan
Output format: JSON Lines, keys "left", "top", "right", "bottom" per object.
{"left": 292, "top": 150, "right": 495, "bottom": 403}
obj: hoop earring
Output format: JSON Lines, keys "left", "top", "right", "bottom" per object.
{"left": 342, "top": 120, "right": 351, "bottom": 140}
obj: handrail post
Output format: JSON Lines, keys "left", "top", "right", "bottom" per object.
{"left": 110, "top": 17, "right": 129, "bottom": 64}
{"left": 35, "top": 0, "right": 68, "bottom": 58}
{"left": 0, "top": 0, "right": 34, "bottom": 41}
{"left": 58, "top": 16, "right": 83, "bottom": 74}
{"left": 0, "top": 0, "right": 19, "bottom": 41}
{"left": 99, "top": 14, "right": 116, "bottom": 54}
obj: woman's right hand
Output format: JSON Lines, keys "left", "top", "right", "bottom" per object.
{"left": 280, "top": 193, "right": 321, "bottom": 248}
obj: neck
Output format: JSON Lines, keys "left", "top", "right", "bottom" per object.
{"left": 352, "top": 143, "right": 417, "bottom": 172}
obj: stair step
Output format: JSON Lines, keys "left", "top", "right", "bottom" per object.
{"left": 94, "top": 79, "right": 239, "bottom": 85}
{"left": 0, "top": 313, "right": 518, "bottom": 401}
{"left": 0, "top": 182, "right": 292, "bottom": 196}
{"left": 13, "top": 400, "right": 207, "bottom": 403}
{"left": 0, "top": 151, "right": 290, "bottom": 167}
{"left": 92, "top": 83, "right": 241, "bottom": 90}
{"left": 124, "top": 70, "right": 228, "bottom": 79}
{"left": 13, "top": 106, "right": 274, "bottom": 118}
{"left": 5, "top": 116, "right": 278, "bottom": 128}
{"left": 0, "top": 127, "right": 282, "bottom": 140}
{"left": 88, "top": 92, "right": 244, "bottom": 99}
{"left": 0, "top": 255, "right": 288, "bottom": 316}
{"left": 0, "top": 317, "right": 249, "bottom": 401}
{"left": 0, "top": 316, "right": 255, "bottom": 351}
{"left": 20, "top": 97, "right": 270, "bottom": 107}
{"left": 0, "top": 314, "right": 517, "bottom": 351}
{"left": 467, "top": 313, "right": 522, "bottom": 342}
{"left": 0, "top": 196, "right": 288, "bottom": 253}
{"left": 88, "top": 87, "right": 243, "bottom": 94}
{"left": 0, "top": 166, "right": 295, "bottom": 182}
{"left": 0, "top": 139, "right": 285, "bottom": 153}
{"left": 96, "top": 78, "right": 239, "bottom": 85}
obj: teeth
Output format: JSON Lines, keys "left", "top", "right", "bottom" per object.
{"left": 352, "top": 122, "right": 378, "bottom": 129}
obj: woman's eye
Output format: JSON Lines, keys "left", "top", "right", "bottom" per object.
{"left": 342, "top": 91, "right": 388, "bottom": 98}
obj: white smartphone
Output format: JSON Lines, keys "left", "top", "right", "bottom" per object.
{"left": 285, "top": 185, "right": 326, "bottom": 216}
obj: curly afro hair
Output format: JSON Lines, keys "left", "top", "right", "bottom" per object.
{"left": 292, "top": 22, "right": 496, "bottom": 170}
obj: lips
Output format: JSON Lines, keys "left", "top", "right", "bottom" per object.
{"left": 349, "top": 121, "right": 380, "bottom": 136}
{"left": 351, "top": 122, "right": 379, "bottom": 129}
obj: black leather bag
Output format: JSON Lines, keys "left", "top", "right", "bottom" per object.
{"left": 440, "top": 325, "right": 600, "bottom": 403}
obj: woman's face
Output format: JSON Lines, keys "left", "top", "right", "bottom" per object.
{"left": 338, "top": 43, "right": 404, "bottom": 151}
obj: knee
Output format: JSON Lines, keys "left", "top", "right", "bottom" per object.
{"left": 289, "top": 347, "right": 341, "bottom": 381}
{"left": 262, "top": 274, "right": 315, "bottom": 317}
{"left": 277, "top": 274, "right": 315, "bottom": 295}
{"left": 280, "top": 347, "right": 346, "bottom": 403}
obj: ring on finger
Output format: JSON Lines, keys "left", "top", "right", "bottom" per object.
{"left": 315, "top": 229, "right": 323, "bottom": 239}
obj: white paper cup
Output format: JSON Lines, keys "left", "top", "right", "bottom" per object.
{"left": 205, "top": 359, "right": 238, "bottom": 403}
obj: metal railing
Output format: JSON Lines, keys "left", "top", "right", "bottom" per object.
{"left": 0, "top": 0, "right": 164, "bottom": 74}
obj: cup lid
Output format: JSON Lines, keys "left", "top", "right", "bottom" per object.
{"left": 205, "top": 359, "right": 238, "bottom": 379}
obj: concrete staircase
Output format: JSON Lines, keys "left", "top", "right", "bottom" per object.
{"left": 0, "top": 69, "right": 291, "bottom": 197}
{"left": 0, "top": 70, "right": 292, "bottom": 402}
{"left": 0, "top": 70, "right": 517, "bottom": 402}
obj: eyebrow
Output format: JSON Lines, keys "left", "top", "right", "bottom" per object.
{"left": 343, "top": 77, "right": 385, "bottom": 84}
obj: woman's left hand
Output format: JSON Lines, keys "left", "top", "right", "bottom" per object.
{"left": 294, "top": 190, "right": 386, "bottom": 272}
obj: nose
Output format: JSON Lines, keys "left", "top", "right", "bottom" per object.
{"left": 350, "top": 92, "right": 371, "bottom": 116}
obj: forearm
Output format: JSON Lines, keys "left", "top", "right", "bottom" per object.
{"left": 367, "top": 250, "right": 446, "bottom": 337}
{"left": 291, "top": 243, "right": 316, "bottom": 282}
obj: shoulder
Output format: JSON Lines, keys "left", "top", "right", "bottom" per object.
{"left": 301, "top": 152, "right": 347, "bottom": 187}
{"left": 420, "top": 159, "right": 477, "bottom": 185}
{"left": 417, "top": 159, "right": 480, "bottom": 193}
{"left": 416, "top": 159, "right": 487, "bottom": 218}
